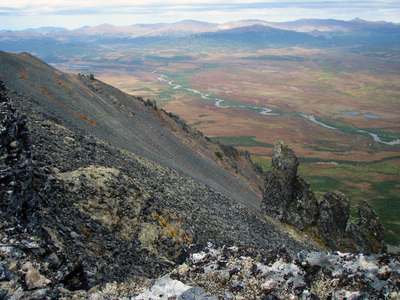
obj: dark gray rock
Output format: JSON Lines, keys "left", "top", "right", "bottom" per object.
{"left": 344, "top": 221, "right": 374, "bottom": 253}
{"left": 358, "top": 198, "right": 385, "bottom": 242}
{"left": 0, "top": 263, "right": 11, "bottom": 281}
{"left": 0, "top": 289, "right": 8, "bottom": 300}
{"left": 0, "top": 91, "right": 38, "bottom": 223}
{"left": 317, "top": 191, "right": 350, "bottom": 237}
{"left": 292, "top": 176, "right": 319, "bottom": 228}
{"left": 179, "top": 287, "right": 217, "bottom": 300}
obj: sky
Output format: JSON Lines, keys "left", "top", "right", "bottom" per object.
{"left": 1, "top": 0, "right": 400, "bottom": 31}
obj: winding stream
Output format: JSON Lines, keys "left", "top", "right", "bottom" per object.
{"left": 157, "top": 73, "right": 400, "bottom": 146}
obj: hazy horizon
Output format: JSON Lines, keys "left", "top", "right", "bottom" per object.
{"left": 1, "top": 0, "right": 400, "bottom": 31}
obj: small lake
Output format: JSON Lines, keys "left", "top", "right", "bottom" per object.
{"left": 341, "top": 111, "right": 359, "bottom": 115}
{"left": 341, "top": 111, "right": 380, "bottom": 118}
{"left": 364, "top": 114, "right": 379, "bottom": 118}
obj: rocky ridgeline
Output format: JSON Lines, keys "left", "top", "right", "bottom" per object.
{"left": 0, "top": 83, "right": 399, "bottom": 299}
{"left": 261, "top": 141, "right": 386, "bottom": 253}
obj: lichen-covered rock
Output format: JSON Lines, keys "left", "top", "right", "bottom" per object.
{"left": 22, "top": 262, "right": 51, "bottom": 290}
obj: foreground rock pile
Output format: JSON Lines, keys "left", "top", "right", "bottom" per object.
{"left": 262, "top": 141, "right": 386, "bottom": 253}
{"left": 167, "top": 243, "right": 400, "bottom": 299}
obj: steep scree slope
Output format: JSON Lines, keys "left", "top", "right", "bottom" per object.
{"left": 0, "top": 50, "right": 262, "bottom": 210}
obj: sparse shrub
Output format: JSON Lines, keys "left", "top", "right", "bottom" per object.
{"left": 254, "top": 163, "right": 263, "bottom": 174}
{"left": 215, "top": 151, "right": 223, "bottom": 161}
{"left": 144, "top": 99, "right": 157, "bottom": 110}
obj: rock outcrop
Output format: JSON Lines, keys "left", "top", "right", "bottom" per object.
{"left": 261, "top": 141, "right": 319, "bottom": 230}
{"left": 359, "top": 197, "right": 386, "bottom": 242}
{"left": 317, "top": 191, "right": 350, "bottom": 240}
{"left": 0, "top": 82, "right": 38, "bottom": 223}
{"left": 261, "top": 140, "right": 387, "bottom": 253}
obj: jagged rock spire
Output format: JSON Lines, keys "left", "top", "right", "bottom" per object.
{"left": 261, "top": 141, "right": 319, "bottom": 230}
{"left": 261, "top": 140, "right": 386, "bottom": 253}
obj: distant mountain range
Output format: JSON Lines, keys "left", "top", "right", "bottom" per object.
{"left": 1, "top": 18, "right": 399, "bottom": 39}
{"left": 3, "top": 18, "right": 400, "bottom": 35}
{"left": 1, "top": 18, "right": 398, "bottom": 58}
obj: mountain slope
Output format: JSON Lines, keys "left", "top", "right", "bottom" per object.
{"left": 0, "top": 51, "right": 398, "bottom": 299}
{"left": 0, "top": 50, "right": 262, "bottom": 209}
{"left": 160, "top": 24, "right": 322, "bottom": 49}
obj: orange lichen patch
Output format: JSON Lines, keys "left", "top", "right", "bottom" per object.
{"left": 0, "top": 73, "right": 3, "bottom": 78}
{"left": 89, "top": 242, "right": 103, "bottom": 256}
{"left": 55, "top": 77, "right": 72, "bottom": 91}
{"left": 78, "top": 224, "right": 92, "bottom": 238}
{"left": 19, "top": 71, "right": 28, "bottom": 79}
{"left": 154, "top": 214, "right": 192, "bottom": 243}
{"left": 18, "top": 73, "right": 97, "bottom": 126}
{"left": 39, "top": 86, "right": 97, "bottom": 126}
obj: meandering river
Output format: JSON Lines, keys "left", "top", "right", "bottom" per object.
{"left": 157, "top": 73, "right": 400, "bottom": 146}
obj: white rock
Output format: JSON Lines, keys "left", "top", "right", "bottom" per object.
{"left": 134, "top": 275, "right": 191, "bottom": 299}
{"left": 22, "top": 262, "right": 51, "bottom": 290}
